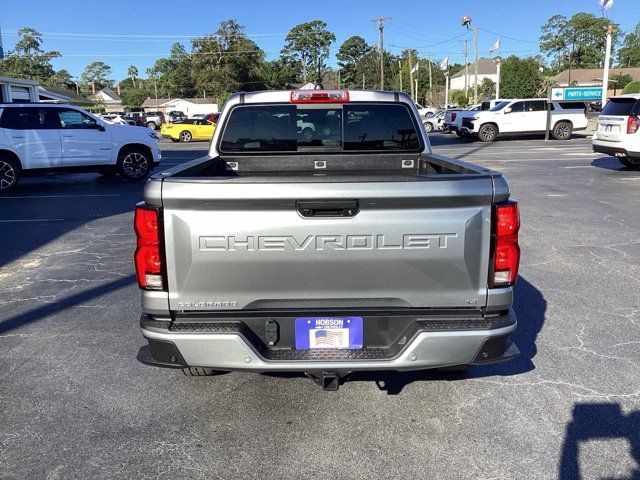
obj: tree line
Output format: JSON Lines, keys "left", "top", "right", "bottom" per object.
{"left": 1, "top": 14, "right": 639, "bottom": 108}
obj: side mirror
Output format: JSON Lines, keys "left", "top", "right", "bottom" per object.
{"left": 504, "top": 107, "right": 512, "bottom": 114}
{"left": 97, "top": 124, "right": 106, "bottom": 132}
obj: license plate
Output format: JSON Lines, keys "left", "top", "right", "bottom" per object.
{"left": 294, "top": 317, "right": 363, "bottom": 349}
{"left": 603, "top": 124, "right": 619, "bottom": 132}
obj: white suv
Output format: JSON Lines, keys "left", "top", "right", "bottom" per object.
{"left": 460, "top": 99, "right": 589, "bottom": 142}
{"left": 0, "top": 103, "right": 161, "bottom": 192}
{"left": 592, "top": 94, "right": 640, "bottom": 169}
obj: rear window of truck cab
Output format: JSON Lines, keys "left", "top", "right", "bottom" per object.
{"left": 219, "top": 103, "right": 422, "bottom": 153}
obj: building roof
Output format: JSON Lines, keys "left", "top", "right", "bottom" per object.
{"left": 553, "top": 67, "right": 640, "bottom": 85}
{"left": 140, "top": 97, "right": 215, "bottom": 107}
{"left": 39, "top": 86, "right": 92, "bottom": 106}
{"left": 95, "top": 88, "right": 122, "bottom": 102}
{"left": 451, "top": 58, "right": 498, "bottom": 78}
{"left": 141, "top": 98, "right": 171, "bottom": 108}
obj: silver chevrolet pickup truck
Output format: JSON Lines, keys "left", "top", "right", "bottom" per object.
{"left": 135, "top": 89, "right": 521, "bottom": 390}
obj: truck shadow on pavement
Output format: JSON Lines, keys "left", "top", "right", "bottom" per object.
{"left": 559, "top": 403, "right": 640, "bottom": 480}
{"left": 0, "top": 275, "right": 136, "bottom": 335}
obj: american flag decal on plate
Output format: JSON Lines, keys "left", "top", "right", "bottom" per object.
{"left": 312, "top": 328, "right": 347, "bottom": 348}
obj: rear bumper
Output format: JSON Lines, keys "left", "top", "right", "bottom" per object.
{"left": 592, "top": 142, "right": 639, "bottom": 158}
{"left": 138, "top": 309, "right": 518, "bottom": 372}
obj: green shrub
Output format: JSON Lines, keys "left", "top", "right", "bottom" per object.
{"left": 621, "top": 81, "right": 640, "bottom": 94}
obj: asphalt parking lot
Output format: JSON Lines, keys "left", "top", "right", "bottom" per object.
{"left": 1, "top": 134, "right": 639, "bottom": 479}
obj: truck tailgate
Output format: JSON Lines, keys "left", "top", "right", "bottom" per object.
{"left": 161, "top": 177, "right": 494, "bottom": 311}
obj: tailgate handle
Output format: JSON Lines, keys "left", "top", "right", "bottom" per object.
{"left": 297, "top": 200, "right": 359, "bottom": 218}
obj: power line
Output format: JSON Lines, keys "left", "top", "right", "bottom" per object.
{"left": 387, "top": 31, "right": 471, "bottom": 50}
{"left": 477, "top": 27, "right": 538, "bottom": 45}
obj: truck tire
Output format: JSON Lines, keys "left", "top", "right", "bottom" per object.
{"left": 0, "top": 156, "right": 20, "bottom": 192}
{"left": 146, "top": 121, "right": 157, "bottom": 130}
{"left": 424, "top": 122, "right": 433, "bottom": 133}
{"left": 552, "top": 121, "right": 573, "bottom": 140}
{"left": 181, "top": 367, "right": 226, "bottom": 377}
{"left": 117, "top": 146, "right": 151, "bottom": 181}
{"left": 179, "top": 130, "right": 192, "bottom": 142}
{"left": 478, "top": 123, "right": 498, "bottom": 142}
{"left": 620, "top": 157, "right": 640, "bottom": 169}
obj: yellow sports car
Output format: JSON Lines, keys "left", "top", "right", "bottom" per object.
{"left": 161, "top": 119, "right": 215, "bottom": 142}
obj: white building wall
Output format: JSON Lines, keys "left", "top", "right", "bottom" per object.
{"left": 450, "top": 73, "right": 498, "bottom": 91}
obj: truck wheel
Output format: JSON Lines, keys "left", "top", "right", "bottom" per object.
{"left": 146, "top": 121, "right": 157, "bottom": 130}
{"left": 117, "top": 147, "right": 151, "bottom": 181}
{"left": 0, "top": 156, "right": 20, "bottom": 192}
{"left": 182, "top": 367, "right": 226, "bottom": 377}
{"left": 552, "top": 121, "right": 573, "bottom": 140}
{"left": 179, "top": 130, "right": 192, "bottom": 142}
{"left": 424, "top": 122, "right": 433, "bottom": 133}
{"left": 455, "top": 130, "right": 464, "bottom": 137}
{"left": 478, "top": 124, "right": 498, "bottom": 142}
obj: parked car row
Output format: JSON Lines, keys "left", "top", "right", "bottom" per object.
{"left": 430, "top": 98, "right": 589, "bottom": 143}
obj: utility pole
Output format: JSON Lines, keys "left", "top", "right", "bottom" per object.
{"left": 415, "top": 78, "right": 419, "bottom": 104}
{"left": 408, "top": 51, "right": 415, "bottom": 100}
{"left": 362, "top": 73, "right": 365, "bottom": 90}
{"left": 337, "top": 70, "right": 341, "bottom": 89}
{"left": 463, "top": 39, "right": 468, "bottom": 98}
{"left": 398, "top": 60, "right": 402, "bottom": 92}
{"left": 602, "top": 24, "right": 613, "bottom": 106}
{"left": 0, "top": 24, "right": 4, "bottom": 60}
{"left": 473, "top": 25, "right": 479, "bottom": 103}
{"left": 372, "top": 17, "right": 390, "bottom": 90}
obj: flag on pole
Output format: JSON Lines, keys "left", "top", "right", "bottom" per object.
{"left": 439, "top": 57, "right": 449, "bottom": 70}
{"left": 410, "top": 62, "right": 419, "bottom": 74}
{"left": 599, "top": 0, "right": 613, "bottom": 10}
{"left": 490, "top": 38, "right": 501, "bottom": 53}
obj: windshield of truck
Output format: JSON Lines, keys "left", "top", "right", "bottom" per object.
{"left": 219, "top": 103, "right": 421, "bottom": 153}
{"left": 490, "top": 101, "right": 510, "bottom": 112}
{"left": 601, "top": 98, "right": 639, "bottom": 116}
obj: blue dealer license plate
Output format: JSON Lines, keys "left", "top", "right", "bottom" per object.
{"left": 294, "top": 317, "right": 363, "bottom": 349}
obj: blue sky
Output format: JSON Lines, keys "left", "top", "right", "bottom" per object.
{"left": 1, "top": 0, "right": 637, "bottom": 81}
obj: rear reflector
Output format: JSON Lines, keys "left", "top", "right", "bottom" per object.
{"left": 491, "top": 202, "right": 520, "bottom": 287}
{"left": 290, "top": 90, "right": 349, "bottom": 103}
{"left": 134, "top": 206, "right": 164, "bottom": 290}
{"left": 627, "top": 114, "right": 639, "bottom": 134}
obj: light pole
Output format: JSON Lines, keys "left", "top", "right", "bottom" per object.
{"left": 494, "top": 57, "right": 501, "bottom": 99}
{"left": 460, "top": 15, "right": 477, "bottom": 103}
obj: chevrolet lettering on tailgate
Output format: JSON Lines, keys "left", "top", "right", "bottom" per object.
{"left": 198, "top": 233, "right": 457, "bottom": 251}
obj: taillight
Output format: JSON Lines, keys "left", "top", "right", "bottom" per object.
{"left": 290, "top": 90, "right": 349, "bottom": 103}
{"left": 627, "top": 114, "right": 639, "bottom": 134}
{"left": 491, "top": 201, "right": 520, "bottom": 287}
{"left": 134, "top": 205, "right": 164, "bottom": 290}
{"left": 451, "top": 112, "right": 457, "bottom": 121}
